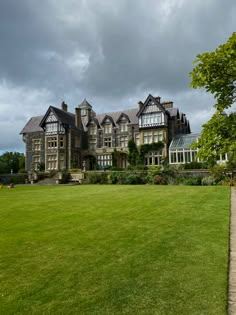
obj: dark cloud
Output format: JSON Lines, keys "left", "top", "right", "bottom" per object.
{"left": 0, "top": 0, "right": 235, "bottom": 152}
{"left": 81, "top": 0, "right": 235, "bottom": 98}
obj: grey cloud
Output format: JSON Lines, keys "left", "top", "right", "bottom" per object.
{"left": 0, "top": 0, "right": 235, "bottom": 98}
{"left": 80, "top": 0, "right": 235, "bottom": 99}
{"left": 0, "top": 0, "right": 235, "bottom": 152}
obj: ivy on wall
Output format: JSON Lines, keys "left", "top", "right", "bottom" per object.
{"left": 139, "top": 142, "right": 164, "bottom": 164}
{"left": 128, "top": 140, "right": 139, "bottom": 166}
{"left": 128, "top": 140, "right": 164, "bottom": 166}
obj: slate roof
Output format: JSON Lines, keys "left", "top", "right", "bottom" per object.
{"left": 78, "top": 98, "right": 92, "bottom": 108}
{"left": 94, "top": 108, "right": 139, "bottom": 127}
{"left": 20, "top": 98, "right": 186, "bottom": 134}
{"left": 20, "top": 106, "right": 77, "bottom": 134}
{"left": 20, "top": 116, "right": 44, "bottom": 134}
{"left": 49, "top": 106, "right": 76, "bottom": 128}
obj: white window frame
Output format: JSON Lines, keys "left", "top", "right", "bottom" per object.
{"left": 120, "top": 135, "right": 128, "bottom": 147}
{"left": 46, "top": 154, "right": 57, "bottom": 170}
{"left": 97, "top": 154, "right": 112, "bottom": 168}
{"left": 140, "top": 113, "right": 164, "bottom": 127}
{"left": 145, "top": 151, "right": 163, "bottom": 166}
{"left": 104, "top": 124, "right": 112, "bottom": 134}
{"left": 33, "top": 139, "right": 41, "bottom": 151}
{"left": 33, "top": 155, "right": 40, "bottom": 170}
{"left": 47, "top": 137, "right": 57, "bottom": 149}
{"left": 120, "top": 122, "right": 128, "bottom": 132}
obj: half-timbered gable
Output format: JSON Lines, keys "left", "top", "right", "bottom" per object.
{"left": 137, "top": 94, "right": 167, "bottom": 129}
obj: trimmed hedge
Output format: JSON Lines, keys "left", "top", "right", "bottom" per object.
{"left": 83, "top": 168, "right": 235, "bottom": 186}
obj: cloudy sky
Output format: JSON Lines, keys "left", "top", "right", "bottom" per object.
{"left": 0, "top": 0, "right": 235, "bottom": 153}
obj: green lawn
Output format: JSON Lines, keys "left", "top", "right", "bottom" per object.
{"left": 0, "top": 185, "right": 230, "bottom": 315}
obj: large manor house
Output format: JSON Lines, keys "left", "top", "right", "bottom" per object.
{"left": 21, "top": 94, "right": 202, "bottom": 172}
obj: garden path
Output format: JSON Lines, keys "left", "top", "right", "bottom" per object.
{"left": 228, "top": 187, "right": 236, "bottom": 314}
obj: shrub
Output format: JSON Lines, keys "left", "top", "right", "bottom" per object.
{"left": 183, "top": 176, "right": 202, "bottom": 186}
{"left": 162, "top": 164, "right": 176, "bottom": 176}
{"left": 209, "top": 164, "right": 227, "bottom": 183}
{"left": 86, "top": 172, "right": 108, "bottom": 184}
{"left": 108, "top": 172, "right": 146, "bottom": 185}
{"left": 108, "top": 172, "right": 120, "bottom": 184}
{"left": 124, "top": 174, "right": 145, "bottom": 185}
{"left": 108, "top": 166, "right": 123, "bottom": 171}
{"left": 60, "top": 170, "right": 70, "bottom": 184}
{"left": 153, "top": 175, "right": 168, "bottom": 185}
{"left": 146, "top": 166, "right": 162, "bottom": 184}
{"left": 166, "top": 176, "right": 179, "bottom": 185}
{"left": 201, "top": 176, "right": 216, "bottom": 186}
{"left": 219, "top": 178, "right": 233, "bottom": 186}
{"left": 116, "top": 173, "right": 127, "bottom": 184}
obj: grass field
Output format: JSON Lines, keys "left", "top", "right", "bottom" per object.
{"left": 0, "top": 185, "right": 230, "bottom": 314}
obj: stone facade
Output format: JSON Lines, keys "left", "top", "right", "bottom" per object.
{"left": 20, "top": 94, "right": 191, "bottom": 172}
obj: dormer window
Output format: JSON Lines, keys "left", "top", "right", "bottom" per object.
{"left": 120, "top": 122, "right": 128, "bottom": 132}
{"left": 104, "top": 124, "right": 112, "bottom": 134}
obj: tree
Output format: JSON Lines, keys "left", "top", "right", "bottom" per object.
{"left": 190, "top": 32, "right": 236, "bottom": 112}
{"left": 192, "top": 112, "right": 236, "bottom": 162}
{"left": 0, "top": 152, "right": 25, "bottom": 174}
{"left": 190, "top": 33, "right": 236, "bottom": 161}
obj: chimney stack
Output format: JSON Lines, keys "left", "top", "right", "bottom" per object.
{"left": 75, "top": 108, "right": 82, "bottom": 129}
{"left": 61, "top": 101, "right": 68, "bottom": 112}
{"left": 162, "top": 101, "right": 173, "bottom": 109}
{"left": 138, "top": 101, "right": 144, "bottom": 110}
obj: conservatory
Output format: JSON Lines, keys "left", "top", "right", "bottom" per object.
{"left": 169, "top": 134, "right": 228, "bottom": 164}
{"left": 169, "top": 134, "right": 200, "bottom": 164}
